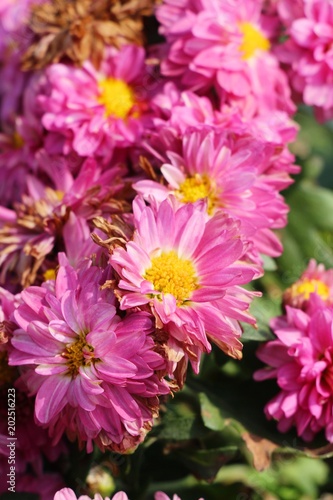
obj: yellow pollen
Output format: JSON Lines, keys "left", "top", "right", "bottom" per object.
{"left": 62, "top": 335, "right": 96, "bottom": 377}
{"left": 97, "top": 77, "right": 135, "bottom": 119}
{"left": 43, "top": 269, "right": 56, "bottom": 281}
{"left": 239, "top": 22, "right": 270, "bottom": 60}
{"left": 177, "top": 174, "right": 218, "bottom": 215}
{"left": 54, "top": 190, "right": 65, "bottom": 201}
{"left": 144, "top": 250, "right": 198, "bottom": 304}
{"left": 290, "top": 278, "right": 330, "bottom": 301}
{"left": 0, "top": 351, "right": 17, "bottom": 387}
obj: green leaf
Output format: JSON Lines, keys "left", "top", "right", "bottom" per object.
{"left": 174, "top": 446, "right": 238, "bottom": 481}
{"left": 288, "top": 181, "right": 333, "bottom": 232}
{"left": 153, "top": 392, "right": 209, "bottom": 441}
{"left": 153, "top": 413, "right": 207, "bottom": 441}
{"left": 199, "top": 392, "right": 231, "bottom": 431}
{"left": 241, "top": 297, "right": 278, "bottom": 342}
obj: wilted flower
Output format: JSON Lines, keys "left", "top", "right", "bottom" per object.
{"left": 22, "top": 0, "right": 158, "bottom": 70}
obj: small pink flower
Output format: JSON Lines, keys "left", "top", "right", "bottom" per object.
{"left": 54, "top": 487, "right": 114, "bottom": 500}
{"left": 283, "top": 259, "right": 333, "bottom": 309}
{"left": 110, "top": 196, "right": 260, "bottom": 369}
{"left": 9, "top": 256, "right": 169, "bottom": 452}
{"left": 38, "top": 44, "right": 154, "bottom": 162}
{"left": 255, "top": 296, "right": 333, "bottom": 442}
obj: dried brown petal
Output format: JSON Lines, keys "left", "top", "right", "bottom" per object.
{"left": 21, "top": 0, "right": 161, "bottom": 70}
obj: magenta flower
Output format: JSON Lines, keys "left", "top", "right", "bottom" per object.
{"left": 38, "top": 44, "right": 154, "bottom": 161}
{"left": 255, "top": 296, "right": 333, "bottom": 442}
{"left": 9, "top": 256, "right": 169, "bottom": 452}
{"left": 110, "top": 196, "right": 260, "bottom": 368}
{"left": 135, "top": 128, "right": 291, "bottom": 264}
{"left": 277, "top": 0, "right": 333, "bottom": 120}
{"left": 156, "top": 0, "right": 294, "bottom": 117}
{"left": 283, "top": 259, "right": 333, "bottom": 310}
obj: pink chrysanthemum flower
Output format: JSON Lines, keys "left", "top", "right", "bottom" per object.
{"left": 283, "top": 259, "right": 333, "bottom": 310}
{"left": 0, "top": 156, "right": 125, "bottom": 288}
{"left": 135, "top": 128, "right": 289, "bottom": 264}
{"left": 255, "top": 295, "right": 333, "bottom": 442}
{"left": 110, "top": 196, "right": 260, "bottom": 367}
{"left": 9, "top": 256, "right": 169, "bottom": 452}
{"left": 276, "top": 0, "right": 333, "bottom": 120}
{"left": 149, "top": 80, "right": 299, "bottom": 188}
{"left": 156, "top": 0, "right": 294, "bottom": 117}
{"left": 151, "top": 81, "right": 299, "bottom": 182}
{"left": 54, "top": 489, "right": 204, "bottom": 500}
{"left": 54, "top": 488, "right": 127, "bottom": 500}
{"left": 38, "top": 44, "right": 154, "bottom": 161}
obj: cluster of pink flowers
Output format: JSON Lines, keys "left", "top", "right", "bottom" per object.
{"left": 255, "top": 260, "right": 333, "bottom": 442}
{"left": 3, "top": 0, "right": 330, "bottom": 496}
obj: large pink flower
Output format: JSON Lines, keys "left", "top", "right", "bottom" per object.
{"left": 110, "top": 196, "right": 260, "bottom": 368}
{"left": 255, "top": 296, "right": 333, "bottom": 442}
{"left": 9, "top": 256, "right": 169, "bottom": 452}
{"left": 135, "top": 128, "right": 290, "bottom": 264}
{"left": 156, "top": 0, "right": 294, "bottom": 117}
{"left": 38, "top": 44, "right": 154, "bottom": 161}
{"left": 276, "top": 0, "right": 333, "bottom": 120}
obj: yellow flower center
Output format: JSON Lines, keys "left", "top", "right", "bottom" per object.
{"left": 238, "top": 22, "right": 270, "bottom": 60}
{"left": 98, "top": 77, "right": 135, "bottom": 119}
{"left": 0, "top": 351, "right": 17, "bottom": 387}
{"left": 62, "top": 335, "right": 96, "bottom": 377}
{"left": 144, "top": 250, "right": 198, "bottom": 304}
{"left": 177, "top": 174, "right": 218, "bottom": 215}
{"left": 290, "top": 278, "right": 330, "bottom": 301}
{"left": 43, "top": 269, "right": 56, "bottom": 281}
